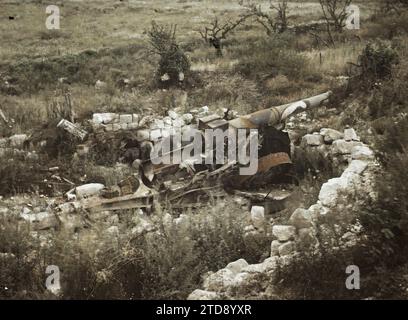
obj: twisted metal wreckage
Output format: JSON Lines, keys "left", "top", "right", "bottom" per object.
{"left": 59, "top": 91, "right": 332, "bottom": 214}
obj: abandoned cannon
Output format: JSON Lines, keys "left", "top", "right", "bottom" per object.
{"left": 59, "top": 91, "right": 332, "bottom": 213}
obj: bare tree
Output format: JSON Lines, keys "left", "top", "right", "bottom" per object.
{"left": 243, "top": 1, "right": 289, "bottom": 35}
{"left": 319, "top": 0, "right": 352, "bottom": 33}
{"left": 270, "top": 1, "right": 289, "bottom": 33}
{"left": 148, "top": 21, "right": 190, "bottom": 86}
{"left": 198, "top": 14, "right": 252, "bottom": 56}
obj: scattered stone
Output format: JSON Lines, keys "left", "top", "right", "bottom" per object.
{"left": 0, "top": 253, "right": 16, "bottom": 261}
{"left": 344, "top": 128, "right": 360, "bottom": 142}
{"left": 301, "top": 134, "right": 324, "bottom": 147}
{"left": 203, "top": 268, "right": 235, "bottom": 291}
{"left": 250, "top": 206, "right": 265, "bottom": 229}
{"left": 9, "top": 134, "right": 27, "bottom": 148}
{"left": 161, "top": 73, "right": 170, "bottom": 82}
{"left": 131, "top": 219, "right": 155, "bottom": 236}
{"left": 318, "top": 177, "right": 348, "bottom": 207}
{"left": 168, "top": 110, "right": 178, "bottom": 120}
{"left": 95, "top": 80, "right": 107, "bottom": 90}
{"left": 119, "top": 114, "right": 133, "bottom": 124}
{"left": 351, "top": 145, "right": 374, "bottom": 161}
{"left": 289, "top": 208, "right": 313, "bottom": 229}
{"left": 128, "top": 122, "right": 139, "bottom": 130}
{"left": 270, "top": 240, "right": 280, "bottom": 256}
{"left": 187, "top": 289, "right": 219, "bottom": 300}
{"left": 163, "top": 116, "right": 172, "bottom": 126}
{"left": 243, "top": 257, "right": 278, "bottom": 273}
{"left": 58, "top": 212, "right": 84, "bottom": 231}
{"left": 92, "top": 113, "right": 117, "bottom": 124}
{"left": 172, "top": 118, "right": 185, "bottom": 128}
{"left": 343, "top": 160, "right": 369, "bottom": 175}
{"left": 225, "top": 259, "right": 249, "bottom": 274}
{"left": 182, "top": 113, "right": 194, "bottom": 124}
{"left": 58, "top": 202, "right": 77, "bottom": 214}
{"left": 179, "top": 72, "right": 185, "bottom": 81}
{"left": 278, "top": 241, "right": 294, "bottom": 256}
{"left": 272, "top": 225, "right": 296, "bottom": 241}
{"left": 20, "top": 211, "right": 58, "bottom": 230}
{"left": 331, "top": 139, "right": 363, "bottom": 155}
{"left": 320, "top": 128, "right": 343, "bottom": 144}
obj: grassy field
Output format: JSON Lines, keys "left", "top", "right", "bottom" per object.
{"left": 0, "top": 0, "right": 378, "bottom": 136}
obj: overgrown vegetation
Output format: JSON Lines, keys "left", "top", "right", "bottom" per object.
{"left": 357, "top": 41, "right": 399, "bottom": 88}
{"left": 0, "top": 204, "right": 270, "bottom": 299}
{"left": 275, "top": 26, "right": 408, "bottom": 300}
{"left": 1, "top": 0, "right": 408, "bottom": 300}
{"left": 147, "top": 21, "right": 191, "bottom": 87}
{"left": 243, "top": 0, "right": 290, "bottom": 35}
{"left": 198, "top": 14, "right": 252, "bottom": 56}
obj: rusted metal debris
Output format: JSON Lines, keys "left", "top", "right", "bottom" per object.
{"left": 62, "top": 176, "right": 158, "bottom": 213}
{"left": 229, "top": 91, "right": 332, "bottom": 129}
{"left": 57, "top": 119, "right": 88, "bottom": 141}
{"left": 57, "top": 91, "right": 331, "bottom": 213}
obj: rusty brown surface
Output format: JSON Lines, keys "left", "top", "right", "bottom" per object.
{"left": 257, "top": 152, "right": 292, "bottom": 173}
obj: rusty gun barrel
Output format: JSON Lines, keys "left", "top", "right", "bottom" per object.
{"left": 229, "top": 91, "right": 332, "bottom": 129}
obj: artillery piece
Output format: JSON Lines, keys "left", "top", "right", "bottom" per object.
{"left": 60, "top": 91, "right": 332, "bottom": 213}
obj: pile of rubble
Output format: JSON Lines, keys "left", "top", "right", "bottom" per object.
{"left": 89, "top": 107, "right": 206, "bottom": 141}
{"left": 0, "top": 92, "right": 334, "bottom": 233}
{"left": 0, "top": 133, "right": 38, "bottom": 160}
{"left": 188, "top": 127, "right": 378, "bottom": 300}
{"left": 0, "top": 88, "right": 384, "bottom": 300}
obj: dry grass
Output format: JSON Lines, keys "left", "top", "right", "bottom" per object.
{"left": 304, "top": 43, "right": 365, "bottom": 76}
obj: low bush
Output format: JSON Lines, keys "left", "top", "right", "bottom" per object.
{"left": 148, "top": 21, "right": 191, "bottom": 88}
{"left": 0, "top": 45, "right": 145, "bottom": 94}
{"left": 232, "top": 36, "right": 308, "bottom": 81}
{"left": 349, "top": 41, "right": 399, "bottom": 92}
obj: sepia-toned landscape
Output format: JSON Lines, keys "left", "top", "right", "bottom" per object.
{"left": 0, "top": 0, "right": 407, "bottom": 300}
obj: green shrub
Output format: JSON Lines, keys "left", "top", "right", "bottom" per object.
{"left": 368, "top": 52, "right": 408, "bottom": 119}
{"left": 0, "top": 203, "right": 270, "bottom": 299}
{"left": 358, "top": 41, "right": 399, "bottom": 86}
{"left": 0, "top": 152, "right": 44, "bottom": 195}
{"left": 0, "top": 45, "right": 145, "bottom": 94}
{"left": 232, "top": 37, "right": 308, "bottom": 81}
{"left": 147, "top": 21, "right": 191, "bottom": 88}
